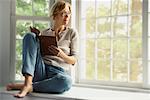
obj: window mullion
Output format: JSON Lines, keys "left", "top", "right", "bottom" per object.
{"left": 127, "top": 0, "right": 130, "bottom": 82}
{"left": 110, "top": 0, "right": 113, "bottom": 81}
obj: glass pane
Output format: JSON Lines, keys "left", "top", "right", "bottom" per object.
{"left": 16, "top": 20, "right": 32, "bottom": 38}
{"left": 112, "top": 0, "right": 128, "bottom": 15}
{"left": 98, "top": 39, "right": 111, "bottom": 59}
{"left": 113, "top": 60, "right": 128, "bottom": 82}
{"left": 97, "top": 18, "right": 111, "bottom": 38}
{"left": 112, "top": 16, "right": 128, "bottom": 37}
{"left": 130, "top": 60, "right": 142, "bottom": 83}
{"left": 81, "top": 0, "right": 95, "bottom": 18}
{"left": 86, "top": 18, "right": 96, "bottom": 34}
{"left": 96, "top": 0, "right": 111, "bottom": 17}
{"left": 16, "top": 0, "right": 32, "bottom": 16}
{"left": 15, "top": 59, "right": 24, "bottom": 80}
{"left": 129, "top": 0, "right": 142, "bottom": 14}
{"left": 98, "top": 60, "right": 110, "bottom": 80}
{"left": 33, "top": 0, "right": 49, "bottom": 16}
{"left": 86, "top": 39, "right": 95, "bottom": 79}
{"left": 16, "top": 20, "right": 32, "bottom": 80}
{"left": 34, "top": 21, "right": 50, "bottom": 31}
{"left": 16, "top": 39, "right": 22, "bottom": 60}
{"left": 113, "top": 39, "right": 128, "bottom": 59}
{"left": 130, "top": 38, "right": 142, "bottom": 59}
{"left": 129, "top": 16, "right": 142, "bottom": 37}
{"left": 16, "top": 40, "right": 23, "bottom": 80}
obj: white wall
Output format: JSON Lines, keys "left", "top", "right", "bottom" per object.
{"left": 0, "top": 0, "right": 11, "bottom": 86}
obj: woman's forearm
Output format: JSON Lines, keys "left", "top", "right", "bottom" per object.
{"left": 58, "top": 52, "right": 76, "bottom": 64}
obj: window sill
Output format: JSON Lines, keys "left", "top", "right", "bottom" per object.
{"left": 1, "top": 85, "right": 150, "bottom": 100}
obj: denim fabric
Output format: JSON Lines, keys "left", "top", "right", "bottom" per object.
{"left": 22, "top": 32, "right": 72, "bottom": 93}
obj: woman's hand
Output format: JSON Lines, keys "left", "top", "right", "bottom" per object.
{"left": 48, "top": 45, "right": 66, "bottom": 57}
{"left": 48, "top": 45, "right": 76, "bottom": 65}
{"left": 48, "top": 45, "right": 61, "bottom": 56}
{"left": 30, "top": 26, "right": 40, "bottom": 36}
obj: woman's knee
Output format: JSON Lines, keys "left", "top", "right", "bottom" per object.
{"left": 23, "top": 32, "right": 36, "bottom": 41}
{"left": 57, "top": 75, "right": 72, "bottom": 93}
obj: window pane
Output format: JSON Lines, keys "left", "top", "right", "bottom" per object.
{"left": 16, "top": 20, "right": 32, "bottom": 38}
{"left": 129, "top": 16, "right": 142, "bottom": 37}
{"left": 130, "top": 60, "right": 142, "bottom": 83}
{"left": 113, "top": 39, "right": 128, "bottom": 59}
{"left": 34, "top": 21, "right": 50, "bottom": 30}
{"left": 15, "top": 40, "right": 23, "bottom": 80}
{"left": 16, "top": 39, "right": 22, "bottom": 60}
{"left": 81, "top": 0, "right": 95, "bottom": 18}
{"left": 86, "top": 39, "right": 95, "bottom": 79}
{"left": 129, "top": 0, "right": 142, "bottom": 14}
{"left": 96, "top": 0, "right": 111, "bottom": 17}
{"left": 16, "top": 0, "right": 32, "bottom": 16}
{"left": 16, "top": 20, "right": 32, "bottom": 80}
{"left": 97, "top": 18, "right": 111, "bottom": 38}
{"left": 112, "top": 0, "right": 128, "bottom": 15}
{"left": 81, "top": 1, "right": 96, "bottom": 34}
{"left": 98, "top": 39, "right": 111, "bottom": 59}
{"left": 113, "top": 60, "right": 128, "bottom": 82}
{"left": 112, "top": 16, "right": 128, "bottom": 37}
{"left": 33, "top": 0, "right": 49, "bottom": 16}
{"left": 130, "top": 38, "right": 142, "bottom": 59}
{"left": 15, "top": 59, "right": 24, "bottom": 80}
{"left": 98, "top": 60, "right": 110, "bottom": 80}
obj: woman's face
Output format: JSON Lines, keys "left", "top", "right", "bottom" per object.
{"left": 54, "top": 5, "right": 71, "bottom": 26}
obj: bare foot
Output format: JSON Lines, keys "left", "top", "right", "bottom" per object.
{"left": 6, "top": 83, "right": 13, "bottom": 91}
{"left": 6, "top": 83, "right": 24, "bottom": 91}
{"left": 14, "top": 85, "right": 33, "bottom": 98}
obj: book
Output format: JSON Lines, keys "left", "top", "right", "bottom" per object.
{"left": 38, "top": 36, "right": 57, "bottom": 56}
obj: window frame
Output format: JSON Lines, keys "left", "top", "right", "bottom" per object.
{"left": 10, "top": 0, "right": 56, "bottom": 81}
{"left": 73, "top": 0, "right": 150, "bottom": 89}
{"left": 10, "top": 0, "right": 150, "bottom": 89}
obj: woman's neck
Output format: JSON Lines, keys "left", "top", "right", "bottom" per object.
{"left": 52, "top": 25, "right": 65, "bottom": 35}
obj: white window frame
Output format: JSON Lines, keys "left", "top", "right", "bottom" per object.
{"left": 10, "top": 0, "right": 56, "bottom": 81}
{"left": 10, "top": 0, "right": 150, "bottom": 90}
{"left": 73, "top": 0, "right": 150, "bottom": 89}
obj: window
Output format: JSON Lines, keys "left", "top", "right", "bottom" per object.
{"left": 14, "top": 0, "right": 54, "bottom": 80}
{"left": 77, "top": 0, "right": 147, "bottom": 88}
{"left": 12, "top": 0, "right": 150, "bottom": 89}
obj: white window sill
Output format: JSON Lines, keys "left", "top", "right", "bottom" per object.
{"left": 1, "top": 85, "right": 150, "bottom": 100}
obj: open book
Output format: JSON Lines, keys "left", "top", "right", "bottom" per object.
{"left": 38, "top": 36, "right": 57, "bottom": 56}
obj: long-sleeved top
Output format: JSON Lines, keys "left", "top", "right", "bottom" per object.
{"left": 40, "top": 27, "right": 79, "bottom": 71}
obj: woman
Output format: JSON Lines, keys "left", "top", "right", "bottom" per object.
{"left": 6, "top": 0, "right": 78, "bottom": 98}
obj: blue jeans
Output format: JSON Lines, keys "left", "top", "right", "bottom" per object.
{"left": 22, "top": 32, "right": 72, "bottom": 93}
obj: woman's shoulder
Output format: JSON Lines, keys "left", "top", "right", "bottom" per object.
{"left": 67, "top": 27, "right": 78, "bottom": 36}
{"left": 67, "top": 27, "right": 78, "bottom": 39}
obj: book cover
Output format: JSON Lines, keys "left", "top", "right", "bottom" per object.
{"left": 38, "top": 36, "right": 57, "bottom": 56}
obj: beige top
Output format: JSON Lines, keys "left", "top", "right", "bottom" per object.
{"left": 40, "top": 27, "right": 79, "bottom": 71}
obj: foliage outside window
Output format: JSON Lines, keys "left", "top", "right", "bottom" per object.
{"left": 15, "top": 0, "right": 51, "bottom": 80}
{"left": 79, "top": 0, "right": 143, "bottom": 85}
{"left": 15, "top": 0, "right": 150, "bottom": 88}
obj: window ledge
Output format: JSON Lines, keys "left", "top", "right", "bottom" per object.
{"left": 1, "top": 85, "right": 150, "bottom": 100}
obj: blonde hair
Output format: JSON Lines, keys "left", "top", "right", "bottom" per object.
{"left": 49, "top": 0, "right": 71, "bottom": 19}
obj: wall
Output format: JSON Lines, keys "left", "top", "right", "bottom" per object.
{"left": 0, "top": 0, "right": 11, "bottom": 86}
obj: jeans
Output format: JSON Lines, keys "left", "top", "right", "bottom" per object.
{"left": 22, "top": 32, "right": 72, "bottom": 93}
